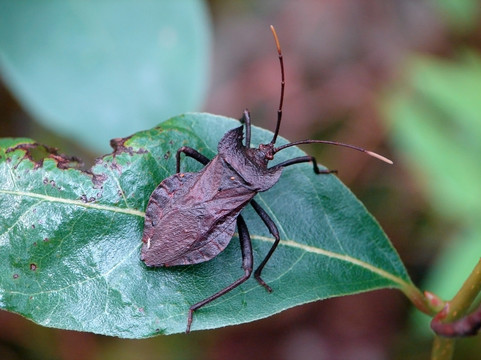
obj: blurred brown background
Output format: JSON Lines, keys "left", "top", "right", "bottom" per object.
{"left": 1, "top": 1, "right": 481, "bottom": 359}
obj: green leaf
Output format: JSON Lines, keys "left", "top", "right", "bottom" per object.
{"left": 383, "top": 53, "right": 481, "bottom": 337}
{"left": 383, "top": 53, "right": 481, "bottom": 223}
{"left": 432, "top": 0, "right": 481, "bottom": 32}
{"left": 0, "top": 1, "right": 211, "bottom": 153}
{"left": 0, "top": 113, "right": 412, "bottom": 337}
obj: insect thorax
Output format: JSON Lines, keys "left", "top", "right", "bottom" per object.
{"left": 218, "top": 126, "right": 282, "bottom": 192}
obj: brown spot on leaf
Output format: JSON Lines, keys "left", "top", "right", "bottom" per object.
{"left": 80, "top": 194, "right": 96, "bottom": 203}
{"left": 110, "top": 161, "right": 122, "bottom": 173}
{"left": 92, "top": 173, "right": 107, "bottom": 188}
{"left": 82, "top": 170, "right": 107, "bottom": 189}
{"left": 6, "top": 143, "right": 83, "bottom": 170}
{"left": 103, "top": 136, "right": 148, "bottom": 173}
{"left": 110, "top": 136, "right": 147, "bottom": 156}
{"left": 110, "top": 137, "right": 131, "bottom": 154}
{"left": 30, "top": 263, "right": 37, "bottom": 271}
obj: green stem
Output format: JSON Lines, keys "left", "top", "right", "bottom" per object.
{"left": 401, "top": 283, "right": 442, "bottom": 316}
{"left": 430, "top": 258, "right": 481, "bottom": 359}
{"left": 431, "top": 337, "right": 455, "bottom": 360}
{"left": 444, "top": 258, "right": 481, "bottom": 323}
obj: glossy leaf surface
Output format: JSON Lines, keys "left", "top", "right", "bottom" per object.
{"left": 0, "top": 113, "right": 411, "bottom": 337}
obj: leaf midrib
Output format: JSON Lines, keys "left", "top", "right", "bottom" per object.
{"left": 1, "top": 189, "right": 410, "bottom": 292}
{"left": 252, "top": 234, "right": 410, "bottom": 289}
{"left": 0, "top": 188, "right": 145, "bottom": 217}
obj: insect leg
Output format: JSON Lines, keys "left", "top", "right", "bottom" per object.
{"left": 176, "top": 146, "right": 210, "bottom": 173}
{"left": 250, "top": 199, "right": 279, "bottom": 293}
{"left": 272, "top": 156, "right": 337, "bottom": 174}
{"left": 239, "top": 109, "right": 252, "bottom": 148}
{"left": 186, "top": 214, "right": 253, "bottom": 333}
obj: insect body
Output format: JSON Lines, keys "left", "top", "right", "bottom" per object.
{"left": 141, "top": 26, "right": 392, "bottom": 333}
{"left": 141, "top": 125, "right": 282, "bottom": 268}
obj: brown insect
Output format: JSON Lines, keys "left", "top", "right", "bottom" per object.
{"left": 141, "top": 26, "right": 392, "bottom": 333}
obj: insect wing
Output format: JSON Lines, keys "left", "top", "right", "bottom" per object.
{"left": 141, "top": 161, "right": 255, "bottom": 267}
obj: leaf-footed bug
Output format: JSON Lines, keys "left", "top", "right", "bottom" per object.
{"left": 141, "top": 26, "right": 393, "bottom": 333}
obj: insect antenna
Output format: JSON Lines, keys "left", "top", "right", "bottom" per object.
{"left": 268, "top": 26, "right": 392, "bottom": 165}
{"left": 274, "top": 139, "right": 393, "bottom": 164}
{"left": 269, "top": 25, "right": 284, "bottom": 146}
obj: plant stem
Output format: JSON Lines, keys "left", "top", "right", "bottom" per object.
{"left": 402, "top": 283, "right": 442, "bottom": 316}
{"left": 431, "top": 337, "right": 455, "bottom": 360}
{"left": 430, "top": 257, "right": 481, "bottom": 359}
{"left": 444, "top": 258, "right": 481, "bottom": 323}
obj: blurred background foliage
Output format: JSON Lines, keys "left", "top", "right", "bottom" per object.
{"left": 0, "top": 0, "right": 211, "bottom": 154}
{"left": 1, "top": 0, "right": 481, "bottom": 359}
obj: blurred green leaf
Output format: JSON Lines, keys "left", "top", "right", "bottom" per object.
{"left": 383, "top": 52, "right": 481, "bottom": 336}
{"left": 0, "top": 0, "right": 211, "bottom": 153}
{"left": 0, "top": 113, "right": 411, "bottom": 337}
{"left": 432, "top": 0, "right": 481, "bottom": 32}
{"left": 383, "top": 53, "right": 481, "bottom": 223}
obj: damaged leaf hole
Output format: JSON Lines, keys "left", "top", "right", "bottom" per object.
{"left": 6, "top": 143, "right": 83, "bottom": 170}
{"left": 110, "top": 136, "right": 147, "bottom": 157}
{"left": 4, "top": 140, "right": 130, "bottom": 194}
{"left": 5, "top": 142, "right": 110, "bottom": 196}
{"left": 104, "top": 136, "right": 148, "bottom": 173}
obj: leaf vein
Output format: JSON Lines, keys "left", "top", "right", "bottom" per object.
{"left": 0, "top": 189, "right": 145, "bottom": 217}
{"left": 252, "top": 234, "right": 409, "bottom": 289}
